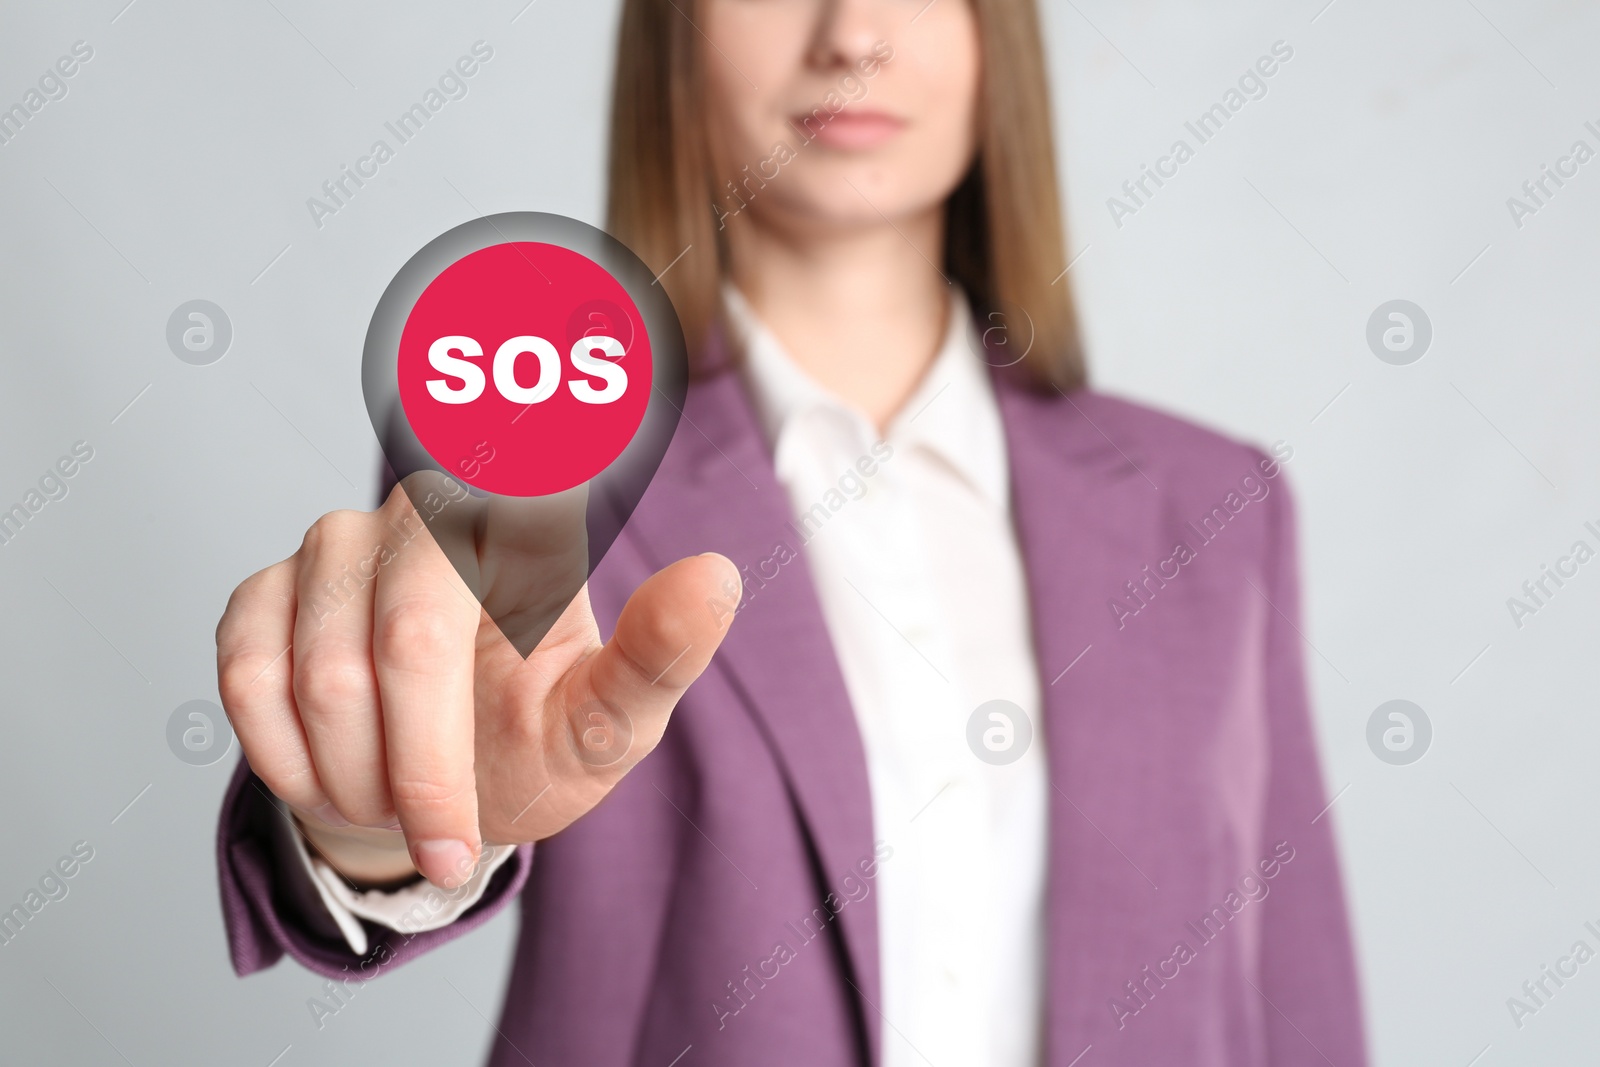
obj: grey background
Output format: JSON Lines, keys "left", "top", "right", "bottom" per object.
{"left": 0, "top": 0, "right": 1595, "bottom": 1063}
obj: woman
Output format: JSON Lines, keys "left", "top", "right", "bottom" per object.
{"left": 215, "top": 0, "right": 1367, "bottom": 1064}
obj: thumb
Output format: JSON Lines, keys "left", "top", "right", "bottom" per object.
{"left": 555, "top": 552, "right": 742, "bottom": 778}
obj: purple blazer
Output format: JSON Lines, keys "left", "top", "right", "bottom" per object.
{"left": 217, "top": 364, "right": 1367, "bottom": 1066}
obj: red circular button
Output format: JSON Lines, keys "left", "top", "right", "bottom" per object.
{"left": 396, "top": 242, "right": 652, "bottom": 497}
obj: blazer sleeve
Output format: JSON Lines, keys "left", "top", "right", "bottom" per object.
{"left": 1256, "top": 464, "right": 1369, "bottom": 1066}
{"left": 215, "top": 757, "right": 532, "bottom": 980}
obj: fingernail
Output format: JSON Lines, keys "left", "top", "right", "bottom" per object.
{"left": 412, "top": 839, "right": 476, "bottom": 889}
{"left": 310, "top": 802, "right": 350, "bottom": 828}
{"left": 699, "top": 552, "right": 742, "bottom": 597}
{"left": 382, "top": 819, "right": 403, "bottom": 832}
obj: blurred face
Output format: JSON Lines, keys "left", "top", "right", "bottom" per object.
{"left": 701, "top": 0, "right": 982, "bottom": 233}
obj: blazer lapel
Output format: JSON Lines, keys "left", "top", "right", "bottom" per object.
{"left": 993, "top": 373, "right": 1163, "bottom": 702}
{"left": 993, "top": 372, "right": 1171, "bottom": 1064}
{"left": 618, "top": 362, "right": 885, "bottom": 1062}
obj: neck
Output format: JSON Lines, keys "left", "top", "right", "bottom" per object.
{"left": 725, "top": 207, "right": 951, "bottom": 430}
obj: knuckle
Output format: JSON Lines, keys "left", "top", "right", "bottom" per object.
{"left": 217, "top": 659, "right": 253, "bottom": 713}
{"left": 301, "top": 509, "right": 363, "bottom": 555}
{"left": 380, "top": 482, "right": 418, "bottom": 518}
{"left": 623, "top": 610, "right": 693, "bottom": 685}
{"left": 294, "top": 647, "right": 375, "bottom": 715}
{"left": 218, "top": 649, "right": 282, "bottom": 709}
{"left": 389, "top": 770, "right": 474, "bottom": 813}
{"left": 252, "top": 753, "right": 319, "bottom": 806}
{"left": 219, "top": 576, "right": 258, "bottom": 629}
{"left": 299, "top": 518, "right": 330, "bottom": 555}
{"left": 649, "top": 595, "right": 696, "bottom": 650}
{"left": 375, "top": 601, "right": 461, "bottom": 663}
{"left": 214, "top": 606, "right": 238, "bottom": 652}
{"left": 217, "top": 565, "right": 292, "bottom": 646}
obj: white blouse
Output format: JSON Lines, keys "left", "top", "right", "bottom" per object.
{"left": 726, "top": 283, "right": 1048, "bottom": 1067}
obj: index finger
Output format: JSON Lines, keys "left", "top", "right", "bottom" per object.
{"left": 370, "top": 500, "right": 483, "bottom": 889}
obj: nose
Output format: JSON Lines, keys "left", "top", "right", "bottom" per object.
{"left": 805, "top": 0, "right": 888, "bottom": 71}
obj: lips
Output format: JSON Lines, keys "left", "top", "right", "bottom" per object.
{"left": 791, "top": 108, "right": 907, "bottom": 150}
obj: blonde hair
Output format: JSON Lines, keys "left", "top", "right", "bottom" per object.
{"left": 605, "top": 0, "right": 1086, "bottom": 391}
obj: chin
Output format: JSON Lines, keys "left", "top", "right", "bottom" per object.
{"left": 713, "top": 142, "right": 960, "bottom": 234}
{"left": 812, "top": 161, "right": 952, "bottom": 219}
{"left": 784, "top": 187, "right": 931, "bottom": 231}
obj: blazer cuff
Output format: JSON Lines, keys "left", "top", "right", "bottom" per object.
{"left": 272, "top": 795, "right": 519, "bottom": 957}
{"left": 217, "top": 758, "right": 533, "bottom": 981}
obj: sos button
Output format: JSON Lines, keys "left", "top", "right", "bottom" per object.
{"left": 396, "top": 241, "right": 652, "bottom": 497}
